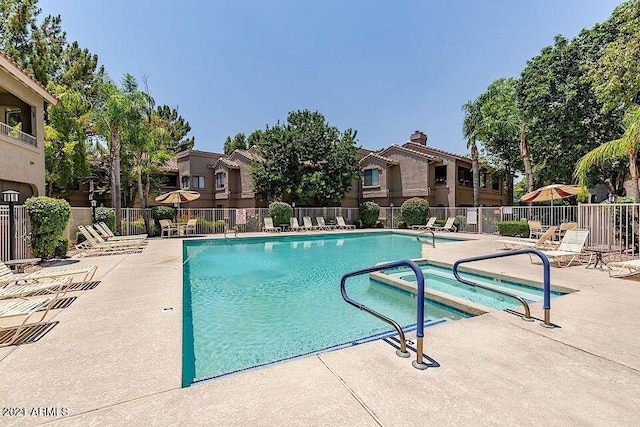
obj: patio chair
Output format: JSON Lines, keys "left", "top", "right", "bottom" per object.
{"left": 316, "top": 217, "right": 336, "bottom": 230}
{"left": 76, "top": 226, "right": 145, "bottom": 256}
{"left": 95, "top": 222, "right": 147, "bottom": 241}
{"left": 182, "top": 219, "right": 198, "bottom": 236}
{"left": 263, "top": 217, "right": 281, "bottom": 233}
{"left": 302, "top": 216, "right": 318, "bottom": 231}
{"left": 608, "top": 259, "right": 640, "bottom": 278}
{"left": 432, "top": 217, "right": 457, "bottom": 232}
{"left": 412, "top": 217, "right": 437, "bottom": 231}
{"left": 494, "top": 226, "right": 559, "bottom": 251}
{"left": 530, "top": 229, "right": 589, "bottom": 267}
{"left": 528, "top": 221, "right": 544, "bottom": 239}
{"left": 0, "top": 276, "right": 72, "bottom": 300}
{"left": 77, "top": 226, "right": 145, "bottom": 249}
{"left": 556, "top": 222, "right": 578, "bottom": 240}
{"left": 290, "top": 217, "right": 307, "bottom": 232}
{"left": 86, "top": 224, "right": 147, "bottom": 246}
{"left": 159, "top": 220, "right": 179, "bottom": 238}
{"left": 0, "top": 296, "right": 57, "bottom": 347}
{"left": 0, "top": 260, "right": 97, "bottom": 286}
{"left": 335, "top": 216, "right": 356, "bottom": 230}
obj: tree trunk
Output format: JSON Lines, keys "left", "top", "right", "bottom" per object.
{"left": 110, "top": 126, "right": 122, "bottom": 234}
{"left": 520, "top": 125, "right": 535, "bottom": 192}
{"left": 629, "top": 150, "right": 640, "bottom": 202}
{"left": 471, "top": 141, "right": 480, "bottom": 207}
{"left": 505, "top": 168, "right": 514, "bottom": 205}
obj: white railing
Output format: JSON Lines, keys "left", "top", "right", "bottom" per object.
{"left": 578, "top": 203, "right": 639, "bottom": 253}
{"left": 0, "top": 205, "right": 32, "bottom": 262}
{"left": 0, "top": 121, "right": 37, "bottom": 146}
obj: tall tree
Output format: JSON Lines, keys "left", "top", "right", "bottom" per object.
{"left": 224, "top": 132, "right": 247, "bottom": 154}
{"left": 93, "top": 77, "right": 143, "bottom": 231}
{"left": 251, "top": 110, "right": 360, "bottom": 205}
{"left": 462, "top": 99, "right": 482, "bottom": 207}
{"left": 155, "top": 104, "right": 194, "bottom": 152}
{"left": 575, "top": 107, "right": 640, "bottom": 201}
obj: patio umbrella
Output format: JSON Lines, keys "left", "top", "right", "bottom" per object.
{"left": 154, "top": 190, "right": 201, "bottom": 213}
{"left": 521, "top": 184, "right": 582, "bottom": 206}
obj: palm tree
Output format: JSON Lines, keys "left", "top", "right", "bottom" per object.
{"left": 574, "top": 107, "right": 640, "bottom": 201}
{"left": 93, "top": 77, "right": 143, "bottom": 232}
{"left": 462, "top": 100, "right": 483, "bottom": 207}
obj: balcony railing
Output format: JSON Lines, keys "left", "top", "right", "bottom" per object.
{"left": 0, "top": 121, "right": 36, "bottom": 147}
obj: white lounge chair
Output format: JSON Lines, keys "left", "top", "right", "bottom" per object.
{"left": 495, "top": 226, "right": 559, "bottom": 251}
{"left": 0, "top": 276, "right": 72, "bottom": 300}
{"left": 263, "top": 217, "right": 281, "bottom": 233}
{"left": 86, "top": 224, "right": 146, "bottom": 246}
{"left": 335, "top": 216, "right": 355, "bottom": 230}
{"left": 302, "top": 217, "right": 318, "bottom": 231}
{"left": 95, "top": 222, "right": 147, "bottom": 240}
{"left": 76, "top": 226, "right": 145, "bottom": 256}
{"left": 531, "top": 229, "right": 589, "bottom": 268}
{"left": 290, "top": 217, "right": 307, "bottom": 232}
{"left": 0, "top": 296, "right": 57, "bottom": 347}
{"left": 608, "top": 259, "right": 640, "bottom": 278}
{"left": 432, "top": 217, "right": 457, "bottom": 232}
{"left": 0, "top": 260, "right": 98, "bottom": 286}
{"left": 316, "top": 217, "right": 336, "bottom": 230}
{"left": 412, "top": 217, "right": 437, "bottom": 231}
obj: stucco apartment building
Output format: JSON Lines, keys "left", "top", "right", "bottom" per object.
{"left": 0, "top": 52, "right": 58, "bottom": 203}
{"left": 359, "top": 131, "right": 508, "bottom": 207}
{"left": 170, "top": 131, "right": 507, "bottom": 209}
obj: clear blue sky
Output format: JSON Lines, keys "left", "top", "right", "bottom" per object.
{"left": 40, "top": 0, "right": 622, "bottom": 155}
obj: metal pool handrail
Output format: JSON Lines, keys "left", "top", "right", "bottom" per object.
{"left": 340, "top": 259, "right": 430, "bottom": 370}
{"left": 452, "top": 249, "right": 553, "bottom": 327}
{"left": 416, "top": 229, "right": 436, "bottom": 248}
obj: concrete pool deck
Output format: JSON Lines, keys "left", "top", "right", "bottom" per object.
{"left": 0, "top": 230, "right": 638, "bottom": 426}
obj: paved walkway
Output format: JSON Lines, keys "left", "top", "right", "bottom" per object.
{"left": 0, "top": 231, "right": 638, "bottom": 426}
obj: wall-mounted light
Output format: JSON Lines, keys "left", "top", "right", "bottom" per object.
{"left": 2, "top": 189, "right": 19, "bottom": 203}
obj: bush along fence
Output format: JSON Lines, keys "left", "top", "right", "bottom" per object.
{"left": 5, "top": 203, "right": 639, "bottom": 261}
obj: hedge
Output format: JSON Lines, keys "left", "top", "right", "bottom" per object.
{"left": 497, "top": 221, "right": 530, "bottom": 237}
{"left": 24, "top": 196, "right": 71, "bottom": 259}
{"left": 400, "top": 197, "right": 430, "bottom": 226}
{"left": 269, "top": 202, "right": 293, "bottom": 226}
{"left": 359, "top": 201, "right": 380, "bottom": 228}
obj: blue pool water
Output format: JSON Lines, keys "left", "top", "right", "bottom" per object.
{"left": 382, "top": 264, "right": 565, "bottom": 310}
{"left": 182, "top": 232, "right": 466, "bottom": 385}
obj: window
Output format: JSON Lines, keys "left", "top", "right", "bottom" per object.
{"left": 181, "top": 176, "right": 190, "bottom": 189}
{"left": 457, "top": 167, "right": 473, "bottom": 187}
{"left": 192, "top": 175, "right": 205, "bottom": 189}
{"left": 363, "top": 169, "right": 380, "bottom": 187}
{"left": 492, "top": 176, "right": 500, "bottom": 191}
{"left": 215, "top": 172, "right": 225, "bottom": 188}
{"left": 165, "top": 175, "right": 178, "bottom": 188}
{"left": 435, "top": 166, "right": 447, "bottom": 186}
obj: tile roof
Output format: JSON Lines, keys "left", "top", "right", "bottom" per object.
{"left": 0, "top": 51, "right": 59, "bottom": 104}
{"left": 403, "top": 142, "right": 469, "bottom": 162}
{"left": 359, "top": 152, "right": 399, "bottom": 165}
{"left": 165, "top": 157, "right": 178, "bottom": 172}
{"left": 382, "top": 144, "right": 438, "bottom": 161}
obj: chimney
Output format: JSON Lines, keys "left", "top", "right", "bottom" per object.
{"left": 410, "top": 130, "right": 427, "bottom": 145}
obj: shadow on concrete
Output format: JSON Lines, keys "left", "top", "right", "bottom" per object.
{"left": 0, "top": 321, "right": 59, "bottom": 347}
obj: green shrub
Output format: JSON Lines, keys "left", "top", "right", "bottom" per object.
{"left": 24, "top": 196, "right": 71, "bottom": 259}
{"left": 400, "top": 197, "right": 430, "bottom": 226}
{"left": 269, "top": 202, "right": 293, "bottom": 226}
{"left": 497, "top": 221, "right": 530, "bottom": 237}
{"left": 54, "top": 237, "right": 68, "bottom": 258}
{"left": 397, "top": 220, "right": 408, "bottom": 229}
{"left": 95, "top": 207, "right": 116, "bottom": 231}
{"left": 359, "top": 201, "right": 380, "bottom": 228}
{"left": 151, "top": 206, "right": 175, "bottom": 232}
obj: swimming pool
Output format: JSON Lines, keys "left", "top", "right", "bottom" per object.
{"left": 182, "top": 232, "right": 466, "bottom": 385}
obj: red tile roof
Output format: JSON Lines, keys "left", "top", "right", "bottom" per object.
{"left": 0, "top": 51, "right": 59, "bottom": 104}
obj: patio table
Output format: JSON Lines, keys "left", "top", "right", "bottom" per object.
{"left": 583, "top": 245, "right": 620, "bottom": 270}
{"left": 4, "top": 257, "right": 41, "bottom": 273}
